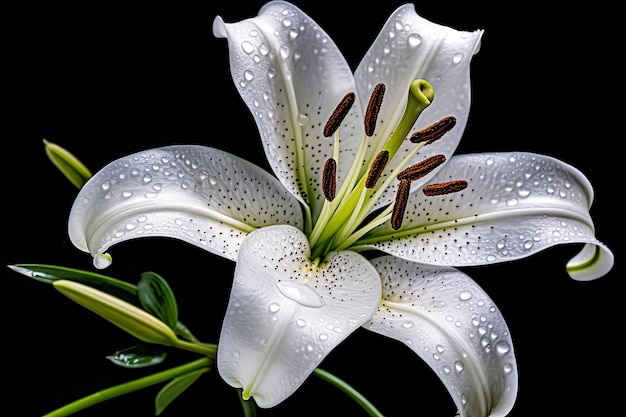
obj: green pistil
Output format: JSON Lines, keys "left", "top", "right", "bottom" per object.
{"left": 309, "top": 80, "right": 434, "bottom": 261}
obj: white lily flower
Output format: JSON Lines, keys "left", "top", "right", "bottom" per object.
{"left": 67, "top": 1, "right": 613, "bottom": 415}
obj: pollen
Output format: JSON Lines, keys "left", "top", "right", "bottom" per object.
{"left": 397, "top": 154, "right": 446, "bottom": 182}
{"left": 391, "top": 179, "right": 410, "bottom": 230}
{"left": 365, "top": 150, "right": 389, "bottom": 189}
{"left": 323, "top": 92, "right": 356, "bottom": 137}
{"left": 422, "top": 179, "right": 468, "bottom": 196}
{"left": 322, "top": 158, "right": 337, "bottom": 201}
{"left": 364, "top": 83, "right": 386, "bottom": 137}
{"left": 410, "top": 116, "right": 457, "bottom": 144}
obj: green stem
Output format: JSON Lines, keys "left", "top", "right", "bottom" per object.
{"left": 43, "top": 357, "right": 212, "bottom": 417}
{"left": 238, "top": 389, "right": 258, "bottom": 417}
{"left": 313, "top": 368, "right": 384, "bottom": 417}
{"left": 173, "top": 340, "right": 218, "bottom": 357}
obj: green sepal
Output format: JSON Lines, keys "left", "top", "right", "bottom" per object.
{"left": 107, "top": 345, "right": 168, "bottom": 368}
{"left": 137, "top": 272, "right": 178, "bottom": 330}
{"left": 53, "top": 279, "right": 179, "bottom": 346}
{"left": 43, "top": 139, "right": 92, "bottom": 188}
{"left": 155, "top": 367, "right": 210, "bottom": 415}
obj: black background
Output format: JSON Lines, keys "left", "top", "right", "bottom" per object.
{"left": 4, "top": 1, "right": 620, "bottom": 416}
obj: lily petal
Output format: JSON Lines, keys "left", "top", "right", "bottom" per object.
{"left": 354, "top": 4, "right": 484, "bottom": 207}
{"left": 68, "top": 145, "right": 303, "bottom": 267}
{"left": 365, "top": 255, "right": 517, "bottom": 417}
{"left": 213, "top": 1, "right": 364, "bottom": 220}
{"left": 359, "top": 152, "right": 613, "bottom": 280}
{"left": 217, "top": 224, "right": 381, "bottom": 408}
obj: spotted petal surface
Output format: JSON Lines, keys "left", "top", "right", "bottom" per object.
{"left": 68, "top": 145, "right": 303, "bottom": 267}
{"left": 365, "top": 255, "right": 517, "bottom": 417}
{"left": 213, "top": 1, "right": 364, "bottom": 221}
{"left": 217, "top": 225, "right": 381, "bottom": 408}
{"left": 354, "top": 4, "right": 484, "bottom": 207}
{"left": 359, "top": 152, "right": 614, "bottom": 280}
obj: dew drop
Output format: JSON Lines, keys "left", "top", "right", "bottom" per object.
{"left": 101, "top": 180, "right": 111, "bottom": 191}
{"left": 503, "top": 363, "right": 513, "bottom": 374}
{"left": 269, "top": 303, "right": 280, "bottom": 312}
{"left": 297, "top": 113, "right": 310, "bottom": 126}
{"left": 402, "top": 320, "right": 414, "bottom": 329}
{"left": 276, "top": 281, "right": 324, "bottom": 308}
{"left": 454, "top": 360, "right": 465, "bottom": 373}
{"left": 516, "top": 186, "right": 531, "bottom": 198}
{"left": 319, "top": 333, "right": 328, "bottom": 341}
{"left": 459, "top": 291, "right": 472, "bottom": 301}
{"left": 241, "top": 41, "right": 254, "bottom": 54}
{"left": 452, "top": 52, "right": 463, "bottom": 63}
{"left": 407, "top": 33, "right": 422, "bottom": 47}
{"left": 244, "top": 70, "right": 255, "bottom": 81}
{"left": 495, "top": 340, "right": 511, "bottom": 355}
{"left": 523, "top": 240, "right": 533, "bottom": 250}
{"left": 296, "top": 318, "right": 306, "bottom": 327}
{"left": 506, "top": 196, "right": 519, "bottom": 206}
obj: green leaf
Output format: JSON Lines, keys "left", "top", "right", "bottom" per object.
{"left": 53, "top": 279, "right": 179, "bottom": 346}
{"left": 107, "top": 345, "right": 168, "bottom": 368}
{"left": 137, "top": 272, "right": 178, "bottom": 330}
{"left": 8, "top": 264, "right": 138, "bottom": 303}
{"left": 155, "top": 367, "right": 210, "bottom": 415}
{"left": 43, "top": 139, "right": 92, "bottom": 188}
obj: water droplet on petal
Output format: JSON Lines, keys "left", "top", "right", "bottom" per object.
{"left": 495, "top": 340, "right": 511, "bottom": 355}
{"left": 503, "top": 363, "right": 513, "bottom": 374}
{"left": 407, "top": 33, "right": 422, "bottom": 47}
{"left": 459, "top": 291, "right": 472, "bottom": 301}
{"left": 241, "top": 41, "right": 254, "bottom": 54}
{"left": 276, "top": 281, "right": 324, "bottom": 308}
{"left": 452, "top": 52, "right": 463, "bottom": 63}
{"left": 269, "top": 303, "right": 280, "bottom": 312}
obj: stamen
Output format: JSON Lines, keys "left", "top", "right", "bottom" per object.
{"left": 397, "top": 154, "right": 446, "bottom": 182}
{"left": 322, "top": 158, "right": 337, "bottom": 201}
{"left": 391, "top": 179, "right": 410, "bottom": 230}
{"left": 364, "top": 83, "right": 386, "bottom": 137}
{"left": 365, "top": 150, "right": 389, "bottom": 189}
{"left": 423, "top": 179, "right": 468, "bottom": 196}
{"left": 410, "top": 116, "right": 457, "bottom": 144}
{"left": 323, "top": 92, "right": 356, "bottom": 137}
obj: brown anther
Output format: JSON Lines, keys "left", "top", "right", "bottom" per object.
{"left": 322, "top": 158, "right": 337, "bottom": 201}
{"left": 410, "top": 116, "right": 457, "bottom": 144}
{"left": 364, "top": 83, "right": 386, "bottom": 137}
{"left": 323, "top": 92, "right": 356, "bottom": 137}
{"left": 397, "top": 154, "right": 446, "bottom": 182}
{"left": 365, "top": 150, "right": 389, "bottom": 189}
{"left": 422, "top": 179, "right": 468, "bottom": 196}
{"left": 391, "top": 179, "right": 410, "bottom": 230}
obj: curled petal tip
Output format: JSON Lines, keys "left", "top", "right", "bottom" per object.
{"left": 566, "top": 242, "right": 614, "bottom": 281}
{"left": 212, "top": 15, "right": 227, "bottom": 38}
